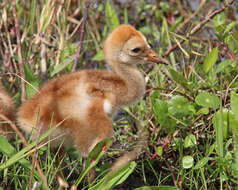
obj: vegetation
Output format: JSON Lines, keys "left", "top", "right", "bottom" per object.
{"left": 0, "top": 0, "right": 238, "bottom": 189}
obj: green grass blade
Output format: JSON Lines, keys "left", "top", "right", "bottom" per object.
{"left": 0, "top": 124, "right": 59, "bottom": 171}
{"left": 75, "top": 138, "right": 112, "bottom": 186}
{"left": 0, "top": 135, "right": 40, "bottom": 180}
{"left": 89, "top": 161, "right": 136, "bottom": 190}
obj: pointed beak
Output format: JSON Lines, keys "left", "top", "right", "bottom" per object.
{"left": 146, "top": 49, "right": 168, "bottom": 65}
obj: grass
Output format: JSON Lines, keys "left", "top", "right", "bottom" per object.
{"left": 1, "top": 0, "right": 238, "bottom": 189}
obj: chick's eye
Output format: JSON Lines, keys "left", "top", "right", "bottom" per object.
{"left": 131, "top": 47, "right": 141, "bottom": 53}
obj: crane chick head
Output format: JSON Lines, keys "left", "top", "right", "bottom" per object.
{"left": 103, "top": 25, "right": 168, "bottom": 67}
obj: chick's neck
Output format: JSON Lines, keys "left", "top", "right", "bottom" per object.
{"left": 112, "top": 62, "right": 145, "bottom": 106}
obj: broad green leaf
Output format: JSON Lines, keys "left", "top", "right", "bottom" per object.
{"left": 135, "top": 186, "right": 179, "bottom": 190}
{"left": 107, "top": 162, "right": 136, "bottom": 189}
{"left": 93, "top": 50, "right": 104, "bottom": 61}
{"left": 196, "top": 107, "right": 209, "bottom": 115}
{"left": 203, "top": 47, "right": 218, "bottom": 73}
{"left": 152, "top": 98, "right": 168, "bottom": 125}
{"left": 89, "top": 161, "right": 136, "bottom": 190}
{"left": 184, "top": 134, "right": 196, "bottom": 148}
{"left": 213, "top": 12, "right": 225, "bottom": 27}
{"left": 232, "top": 122, "right": 238, "bottom": 177}
{"left": 105, "top": 1, "right": 119, "bottom": 32}
{"left": 195, "top": 92, "right": 220, "bottom": 109}
{"left": 102, "top": 162, "right": 136, "bottom": 190}
{"left": 24, "top": 64, "right": 39, "bottom": 99}
{"left": 168, "top": 95, "right": 193, "bottom": 117}
{"left": 0, "top": 135, "right": 16, "bottom": 156}
{"left": 213, "top": 108, "right": 238, "bottom": 138}
{"left": 214, "top": 106, "right": 224, "bottom": 158}
{"left": 193, "top": 157, "right": 212, "bottom": 170}
{"left": 182, "top": 155, "right": 194, "bottom": 169}
{"left": 231, "top": 91, "right": 238, "bottom": 121}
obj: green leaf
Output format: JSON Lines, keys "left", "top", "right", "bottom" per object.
{"left": 213, "top": 108, "right": 238, "bottom": 138}
{"left": 0, "top": 127, "right": 61, "bottom": 185}
{"left": 0, "top": 136, "right": 36, "bottom": 176}
{"left": 103, "top": 162, "right": 136, "bottom": 190}
{"left": 215, "top": 59, "right": 233, "bottom": 74}
{"left": 213, "top": 12, "right": 225, "bottom": 27}
{"left": 152, "top": 99, "right": 168, "bottom": 125}
{"left": 89, "top": 161, "right": 136, "bottom": 190}
{"left": 105, "top": 1, "right": 119, "bottom": 32}
{"left": 168, "top": 95, "right": 192, "bottom": 117}
{"left": 182, "top": 155, "right": 194, "bottom": 169}
{"left": 156, "top": 146, "right": 163, "bottom": 156}
{"left": 169, "top": 68, "right": 189, "bottom": 89}
{"left": 50, "top": 63, "right": 68, "bottom": 77}
{"left": 207, "top": 143, "right": 216, "bottom": 156}
{"left": 24, "top": 64, "right": 39, "bottom": 99}
{"left": 135, "top": 186, "right": 179, "bottom": 190}
{"left": 224, "top": 22, "right": 236, "bottom": 36}
{"left": 184, "top": 134, "right": 196, "bottom": 148}
{"left": 123, "top": 7, "right": 128, "bottom": 24}
{"left": 0, "top": 123, "right": 60, "bottom": 171}
{"left": 93, "top": 50, "right": 104, "bottom": 61}
{"left": 213, "top": 12, "right": 226, "bottom": 39}
{"left": 139, "top": 26, "right": 151, "bottom": 35}
{"left": 195, "top": 92, "right": 220, "bottom": 109}
{"left": 232, "top": 122, "right": 238, "bottom": 177}
{"left": 150, "top": 90, "right": 160, "bottom": 105}
{"left": 193, "top": 157, "right": 212, "bottom": 170}
{"left": 86, "top": 139, "right": 112, "bottom": 167}
{"left": 0, "top": 135, "right": 17, "bottom": 156}
{"left": 203, "top": 47, "right": 218, "bottom": 73}
{"left": 75, "top": 138, "right": 112, "bottom": 186}
{"left": 214, "top": 106, "right": 224, "bottom": 158}
{"left": 59, "top": 42, "right": 77, "bottom": 71}
{"left": 231, "top": 91, "right": 238, "bottom": 121}
{"left": 196, "top": 107, "right": 209, "bottom": 115}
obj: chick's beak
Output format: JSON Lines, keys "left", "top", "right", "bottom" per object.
{"left": 146, "top": 49, "right": 168, "bottom": 65}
